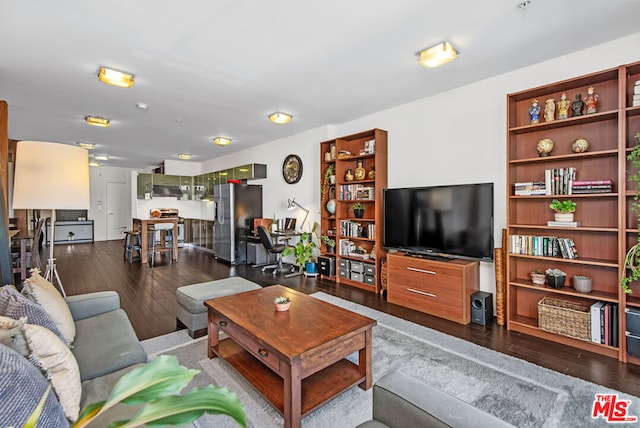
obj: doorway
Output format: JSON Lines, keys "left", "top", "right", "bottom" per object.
{"left": 106, "top": 182, "right": 129, "bottom": 240}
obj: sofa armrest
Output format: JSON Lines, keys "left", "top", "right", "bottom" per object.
{"left": 362, "top": 371, "right": 515, "bottom": 428}
{"left": 65, "top": 291, "right": 121, "bottom": 320}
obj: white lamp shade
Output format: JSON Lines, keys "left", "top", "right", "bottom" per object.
{"left": 12, "top": 141, "right": 90, "bottom": 209}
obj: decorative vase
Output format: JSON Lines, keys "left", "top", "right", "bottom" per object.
{"left": 571, "top": 138, "right": 589, "bottom": 153}
{"left": 353, "top": 208, "right": 364, "bottom": 218}
{"left": 554, "top": 213, "right": 574, "bottom": 222}
{"left": 546, "top": 275, "right": 566, "bottom": 289}
{"left": 530, "top": 272, "right": 546, "bottom": 285}
{"left": 573, "top": 276, "right": 593, "bottom": 293}
{"left": 305, "top": 261, "right": 318, "bottom": 274}
{"left": 330, "top": 144, "right": 336, "bottom": 160}
{"left": 329, "top": 175, "right": 336, "bottom": 184}
{"left": 327, "top": 246, "right": 335, "bottom": 254}
{"left": 326, "top": 199, "right": 336, "bottom": 215}
{"left": 354, "top": 160, "right": 366, "bottom": 181}
{"left": 324, "top": 152, "right": 332, "bottom": 162}
{"left": 345, "top": 169, "right": 354, "bottom": 182}
{"left": 274, "top": 302, "right": 291, "bottom": 312}
{"left": 536, "top": 138, "right": 554, "bottom": 157}
{"left": 368, "top": 165, "right": 375, "bottom": 179}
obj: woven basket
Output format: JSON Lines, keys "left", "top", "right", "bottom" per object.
{"left": 494, "top": 247, "right": 506, "bottom": 326}
{"left": 380, "top": 258, "right": 388, "bottom": 295}
{"left": 537, "top": 296, "right": 591, "bottom": 341}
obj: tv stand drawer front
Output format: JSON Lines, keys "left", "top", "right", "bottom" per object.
{"left": 386, "top": 253, "right": 478, "bottom": 324}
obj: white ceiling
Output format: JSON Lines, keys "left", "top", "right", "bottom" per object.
{"left": 2, "top": 0, "right": 640, "bottom": 169}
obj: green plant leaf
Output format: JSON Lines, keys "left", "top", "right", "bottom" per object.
{"left": 104, "top": 356, "right": 199, "bottom": 407}
{"left": 73, "top": 401, "right": 105, "bottom": 427}
{"left": 111, "top": 386, "right": 246, "bottom": 428}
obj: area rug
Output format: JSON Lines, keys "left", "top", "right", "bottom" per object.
{"left": 142, "top": 293, "right": 640, "bottom": 427}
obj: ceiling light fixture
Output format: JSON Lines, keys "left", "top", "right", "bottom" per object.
{"left": 98, "top": 67, "right": 135, "bottom": 88}
{"left": 178, "top": 153, "right": 192, "bottom": 160}
{"left": 418, "top": 41, "right": 458, "bottom": 68}
{"left": 77, "top": 142, "right": 95, "bottom": 149}
{"left": 85, "top": 116, "right": 110, "bottom": 127}
{"left": 89, "top": 161, "right": 101, "bottom": 167}
{"left": 214, "top": 137, "right": 232, "bottom": 146}
{"left": 269, "top": 112, "right": 292, "bottom": 124}
{"left": 93, "top": 155, "right": 109, "bottom": 161}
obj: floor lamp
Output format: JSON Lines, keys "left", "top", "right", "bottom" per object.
{"left": 12, "top": 141, "right": 90, "bottom": 296}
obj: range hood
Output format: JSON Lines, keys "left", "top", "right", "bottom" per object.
{"left": 152, "top": 184, "right": 183, "bottom": 198}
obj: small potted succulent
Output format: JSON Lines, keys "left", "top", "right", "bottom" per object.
{"left": 545, "top": 268, "right": 567, "bottom": 289}
{"left": 274, "top": 296, "right": 291, "bottom": 311}
{"left": 321, "top": 235, "right": 336, "bottom": 253}
{"left": 549, "top": 199, "right": 576, "bottom": 222}
{"left": 530, "top": 269, "right": 546, "bottom": 285}
{"left": 351, "top": 202, "right": 365, "bottom": 218}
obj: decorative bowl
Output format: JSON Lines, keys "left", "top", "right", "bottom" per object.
{"left": 573, "top": 276, "right": 593, "bottom": 293}
{"left": 536, "top": 138, "right": 554, "bottom": 157}
{"left": 571, "top": 138, "right": 589, "bottom": 153}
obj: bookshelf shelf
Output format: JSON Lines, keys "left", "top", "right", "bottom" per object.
{"left": 319, "top": 129, "right": 387, "bottom": 293}
{"left": 507, "top": 61, "right": 640, "bottom": 364}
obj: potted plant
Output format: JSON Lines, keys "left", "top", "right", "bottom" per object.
{"left": 549, "top": 199, "right": 576, "bottom": 222}
{"left": 622, "top": 132, "right": 640, "bottom": 294}
{"left": 321, "top": 234, "right": 336, "bottom": 253}
{"left": 530, "top": 269, "right": 546, "bottom": 285}
{"left": 545, "top": 268, "right": 567, "bottom": 289}
{"left": 283, "top": 222, "right": 320, "bottom": 273}
{"left": 274, "top": 296, "right": 291, "bottom": 311}
{"left": 351, "top": 202, "right": 365, "bottom": 218}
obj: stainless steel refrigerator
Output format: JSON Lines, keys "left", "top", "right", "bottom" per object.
{"left": 213, "top": 183, "right": 263, "bottom": 265}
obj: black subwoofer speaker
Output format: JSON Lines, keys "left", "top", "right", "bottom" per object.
{"left": 471, "top": 291, "right": 493, "bottom": 326}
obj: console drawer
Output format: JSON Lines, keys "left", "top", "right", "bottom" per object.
{"left": 213, "top": 313, "right": 282, "bottom": 374}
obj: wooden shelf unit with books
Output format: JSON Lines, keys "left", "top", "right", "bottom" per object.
{"left": 319, "top": 129, "right": 387, "bottom": 293}
{"left": 507, "top": 62, "right": 640, "bottom": 364}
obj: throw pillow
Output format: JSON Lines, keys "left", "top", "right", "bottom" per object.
{"left": 0, "top": 315, "right": 29, "bottom": 356}
{"left": 1, "top": 284, "right": 68, "bottom": 344}
{"left": 1, "top": 318, "right": 82, "bottom": 422}
{"left": 22, "top": 270, "right": 76, "bottom": 344}
{"left": 0, "top": 343, "right": 68, "bottom": 428}
{"left": 0, "top": 283, "right": 19, "bottom": 315}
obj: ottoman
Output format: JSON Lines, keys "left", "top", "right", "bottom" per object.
{"left": 176, "top": 277, "right": 262, "bottom": 338}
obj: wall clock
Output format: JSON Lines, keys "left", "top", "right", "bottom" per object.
{"left": 282, "top": 154, "right": 303, "bottom": 184}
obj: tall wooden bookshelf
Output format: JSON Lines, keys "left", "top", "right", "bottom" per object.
{"left": 506, "top": 61, "right": 640, "bottom": 364}
{"left": 319, "top": 129, "right": 387, "bottom": 293}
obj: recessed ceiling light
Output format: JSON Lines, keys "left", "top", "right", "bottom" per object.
{"left": 89, "top": 161, "right": 101, "bottom": 167}
{"left": 94, "top": 155, "right": 109, "bottom": 161}
{"left": 98, "top": 67, "right": 135, "bottom": 88}
{"left": 77, "top": 142, "right": 95, "bottom": 149}
{"left": 269, "top": 112, "right": 292, "bottom": 124}
{"left": 418, "top": 41, "right": 458, "bottom": 68}
{"left": 214, "top": 137, "right": 232, "bottom": 146}
{"left": 85, "top": 116, "right": 110, "bottom": 127}
{"left": 178, "top": 153, "right": 192, "bottom": 160}
{"left": 136, "top": 102, "right": 149, "bottom": 110}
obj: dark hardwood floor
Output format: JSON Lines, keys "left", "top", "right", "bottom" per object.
{"left": 44, "top": 240, "right": 640, "bottom": 396}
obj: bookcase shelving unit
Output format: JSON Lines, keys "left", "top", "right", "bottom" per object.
{"left": 319, "top": 129, "right": 387, "bottom": 293}
{"left": 506, "top": 61, "right": 640, "bottom": 364}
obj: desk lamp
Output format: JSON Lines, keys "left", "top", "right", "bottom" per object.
{"left": 12, "top": 141, "right": 90, "bottom": 296}
{"left": 287, "top": 198, "right": 309, "bottom": 232}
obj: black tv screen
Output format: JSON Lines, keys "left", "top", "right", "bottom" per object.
{"left": 383, "top": 183, "right": 494, "bottom": 261}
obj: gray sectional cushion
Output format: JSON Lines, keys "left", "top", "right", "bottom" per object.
{"left": 72, "top": 309, "right": 147, "bottom": 381}
{"left": 65, "top": 291, "right": 120, "bottom": 321}
{"left": 1, "top": 285, "right": 67, "bottom": 344}
{"left": 0, "top": 343, "right": 68, "bottom": 428}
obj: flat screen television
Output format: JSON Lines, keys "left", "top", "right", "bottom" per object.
{"left": 383, "top": 182, "right": 494, "bottom": 262}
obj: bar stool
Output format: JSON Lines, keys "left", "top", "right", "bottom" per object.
{"left": 147, "top": 223, "right": 174, "bottom": 267}
{"left": 123, "top": 230, "right": 142, "bottom": 264}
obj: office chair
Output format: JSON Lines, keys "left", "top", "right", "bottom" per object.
{"left": 257, "top": 225, "right": 291, "bottom": 275}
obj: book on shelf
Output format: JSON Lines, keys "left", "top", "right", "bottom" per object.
{"left": 514, "top": 181, "right": 546, "bottom": 196}
{"left": 590, "top": 301, "right": 618, "bottom": 346}
{"left": 544, "top": 167, "right": 576, "bottom": 195}
{"left": 547, "top": 220, "right": 579, "bottom": 227}
{"left": 509, "top": 234, "right": 578, "bottom": 258}
{"left": 591, "top": 301, "right": 605, "bottom": 343}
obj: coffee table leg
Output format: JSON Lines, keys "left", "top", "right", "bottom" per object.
{"left": 283, "top": 362, "right": 302, "bottom": 428}
{"left": 359, "top": 328, "right": 373, "bottom": 390}
{"left": 207, "top": 310, "right": 219, "bottom": 359}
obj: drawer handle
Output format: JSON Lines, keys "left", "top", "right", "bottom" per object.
{"left": 218, "top": 321, "right": 228, "bottom": 328}
{"left": 407, "top": 288, "right": 437, "bottom": 298}
{"left": 258, "top": 348, "right": 269, "bottom": 358}
{"left": 406, "top": 267, "right": 436, "bottom": 275}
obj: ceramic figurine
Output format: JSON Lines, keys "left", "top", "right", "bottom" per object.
{"left": 344, "top": 169, "right": 354, "bottom": 182}
{"left": 572, "top": 94, "right": 584, "bottom": 116}
{"left": 354, "top": 160, "right": 366, "bottom": 181}
{"left": 529, "top": 99, "right": 541, "bottom": 124}
{"left": 544, "top": 98, "right": 555, "bottom": 122}
{"left": 584, "top": 86, "right": 598, "bottom": 114}
{"left": 557, "top": 92, "right": 570, "bottom": 119}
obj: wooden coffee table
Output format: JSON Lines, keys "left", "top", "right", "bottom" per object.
{"left": 205, "top": 285, "right": 376, "bottom": 428}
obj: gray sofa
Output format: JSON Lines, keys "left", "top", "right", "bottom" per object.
{"left": 357, "top": 371, "right": 515, "bottom": 428}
